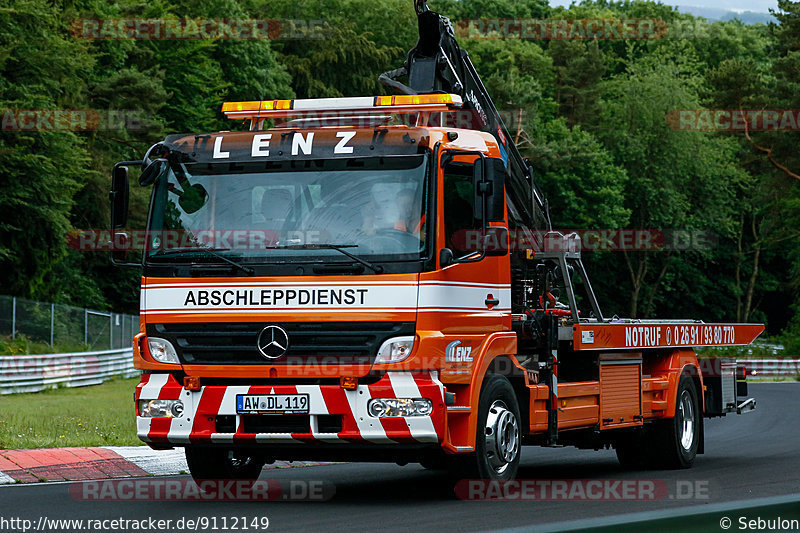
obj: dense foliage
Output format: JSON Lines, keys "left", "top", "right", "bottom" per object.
{"left": 0, "top": 0, "right": 798, "bottom": 342}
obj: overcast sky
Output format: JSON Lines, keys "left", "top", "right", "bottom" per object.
{"left": 549, "top": 0, "right": 779, "bottom": 13}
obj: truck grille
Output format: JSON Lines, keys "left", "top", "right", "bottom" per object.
{"left": 147, "top": 321, "right": 415, "bottom": 365}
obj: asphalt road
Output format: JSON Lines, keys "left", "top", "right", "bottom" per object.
{"left": 1, "top": 383, "right": 798, "bottom": 533}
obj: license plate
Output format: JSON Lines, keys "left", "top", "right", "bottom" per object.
{"left": 236, "top": 394, "right": 309, "bottom": 414}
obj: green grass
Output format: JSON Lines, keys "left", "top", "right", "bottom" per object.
{"left": 0, "top": 334, "right": 90, "bottom": 356}
{"left": 0, "top": 377, "right": 141, "bottom": 449}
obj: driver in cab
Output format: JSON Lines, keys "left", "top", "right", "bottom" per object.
{"left": 361, "top": 188, "right": 424, "bottom": 239}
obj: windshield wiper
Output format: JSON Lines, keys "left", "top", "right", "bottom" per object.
{"left": 271, "top": 244, "right": 383, "bottom": 274}
{"left": 152, "top": 248, "right": 254, "bottom": 275}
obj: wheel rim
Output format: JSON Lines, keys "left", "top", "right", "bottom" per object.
{"left": 678, "top": 390, "right": 695, "bottom": 451}
{"left": 484, "top": 400, "right": 520, "bottom": 474}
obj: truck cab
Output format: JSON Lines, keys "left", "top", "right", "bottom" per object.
{"left": 118, "top": 95, "right": 538, "bottom": 479}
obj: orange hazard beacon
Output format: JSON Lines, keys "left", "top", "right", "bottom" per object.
{"left": 110, "top": 0, "right": 763, "bottom": 481}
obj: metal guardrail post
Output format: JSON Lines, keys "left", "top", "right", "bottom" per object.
{"left": 11, "top": 296, "right": 16, "bottom": 340}
{"left": 84, "top": 308, "right": 88, "bottom": 346}
{"left": 50, "top": 303, "right": 54, "bottom": 346}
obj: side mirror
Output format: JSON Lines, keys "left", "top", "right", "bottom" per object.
{"left": 109, "top": 161, "right": 141, "bottom": 267}
{"left": 473, "top": 157, "right": 485, "bottom": 221}
{"left": 178, "top": 183, "right": 208, "bottom": 214}
{"left": 485, "top": 158, "right": 505, "bottom": 222}
{"left": 440, "top": 247, "right": 454, "bottom": 267}
{"left": 473, "top": 157, "right": 505, "bottom": 223}
{"left": 139, "top": 158, "right": 167, "bottom": 186}
{"left": 110, "top": 165, "right": 129, "bottom": 229}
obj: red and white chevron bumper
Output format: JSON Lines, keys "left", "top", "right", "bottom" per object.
{"left": 135, "top": 372, "right": 446, "bottom": 445}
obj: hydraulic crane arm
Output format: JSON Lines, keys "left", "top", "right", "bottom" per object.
{"left": 380, "top": 0, "right": 550, "bottom": 229}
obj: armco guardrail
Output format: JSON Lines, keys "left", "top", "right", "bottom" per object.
{"left": 0, "top": 348, "right": 137, "bottom": 394}
{"left": 739, "top": 358, "right": 800, "bottom": 378}
{"left": 0, "top": 354, "right": 794, "bottom": 395}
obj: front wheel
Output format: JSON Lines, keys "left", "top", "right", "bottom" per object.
{"left": 448, "top": 374, "right": 522, "bottom": 480}
{"left": 185, "top": 446, "right": 266, "bottom": 481}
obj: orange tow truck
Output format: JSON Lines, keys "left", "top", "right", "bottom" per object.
{"left": 111, "top": 1, "right": 763, "bottom": 480}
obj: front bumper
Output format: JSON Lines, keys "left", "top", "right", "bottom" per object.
{"left": 135, "top": 372, "right": 446, "bottom": 446}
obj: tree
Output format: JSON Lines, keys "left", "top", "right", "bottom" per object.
{"left": 766, "top": 0, "right": 800, "bottom": 337}
{"left": 0, "top": 0, "right": 93, "bottom": 301}
{"left": 595, "top": 47, "right": 744, "bottom": 318}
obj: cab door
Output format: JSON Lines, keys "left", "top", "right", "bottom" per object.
{"left": 417, "top": 151, "right": 512, "bottom": 374}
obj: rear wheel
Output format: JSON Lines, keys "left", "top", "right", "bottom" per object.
{"left": 448, "top": 374, "right": 522, "bottom": 480}
{"left": 185, "top": 446, "right": 265, "bottom": 482}
{"left": 651, "top": 376, "right": 701, "bottom": 469}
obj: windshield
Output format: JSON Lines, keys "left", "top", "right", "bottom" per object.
{"left": 146, "top": 155, "right": 429, "bottom": 263}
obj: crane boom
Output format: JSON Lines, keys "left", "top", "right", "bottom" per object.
{"left": 380, "top": 0, "right": 550, "bottom": 229}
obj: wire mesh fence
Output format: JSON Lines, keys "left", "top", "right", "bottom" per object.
{"left": 0, "top": 295, "right": 138, "bottom": 352}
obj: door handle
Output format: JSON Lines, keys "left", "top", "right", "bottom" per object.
{"left": 485, "top": 294, "right": 500, "bottom": 308}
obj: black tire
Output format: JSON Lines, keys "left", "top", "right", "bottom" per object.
{"left": 447, "top": 374, "right": 522, "bottom": 480}
{"left": 650, "top": 376, "right": 701, "bottom": 469}
{"left": 185, "top": 446, "right": 265, "bottom": 481}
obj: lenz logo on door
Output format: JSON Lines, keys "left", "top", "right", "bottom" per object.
{"left": 445, "top": 340, "right": 473, "bottom": 363}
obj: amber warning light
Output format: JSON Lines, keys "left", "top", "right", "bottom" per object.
{"left": 222, "top": 93, "right": 463, "bottom": 119}
{"left": 184, "top": 376, "right": 202, "bottom": 391}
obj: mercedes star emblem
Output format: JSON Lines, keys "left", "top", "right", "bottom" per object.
{"left": 257, "top": 325, "right": 290, "bottom": 359}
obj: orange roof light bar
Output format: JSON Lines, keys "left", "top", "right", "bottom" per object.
{"left": 222, "top": 93, "right": 463, "bottom": 119}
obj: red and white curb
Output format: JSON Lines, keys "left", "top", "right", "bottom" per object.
{"left": 0, "top": 469, "right": 14, "bottom": 484}
{"left": 104, "top": 446, "right": 188, "bottom": 477}
{"left": 0, "top": 446, "right": 333, "bottom": 484}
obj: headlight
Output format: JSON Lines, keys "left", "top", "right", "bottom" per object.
{"left": 367, "top": 398, "right": 432, "bottom": 417}
{"left": 147, "top": 337, "right": 180, "bottom": 364}
{"left": 375, "top": 336, "right": 415, "bottom": 364}
{"left": 138, "top": 399, "right": 184, "bottom": 418}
